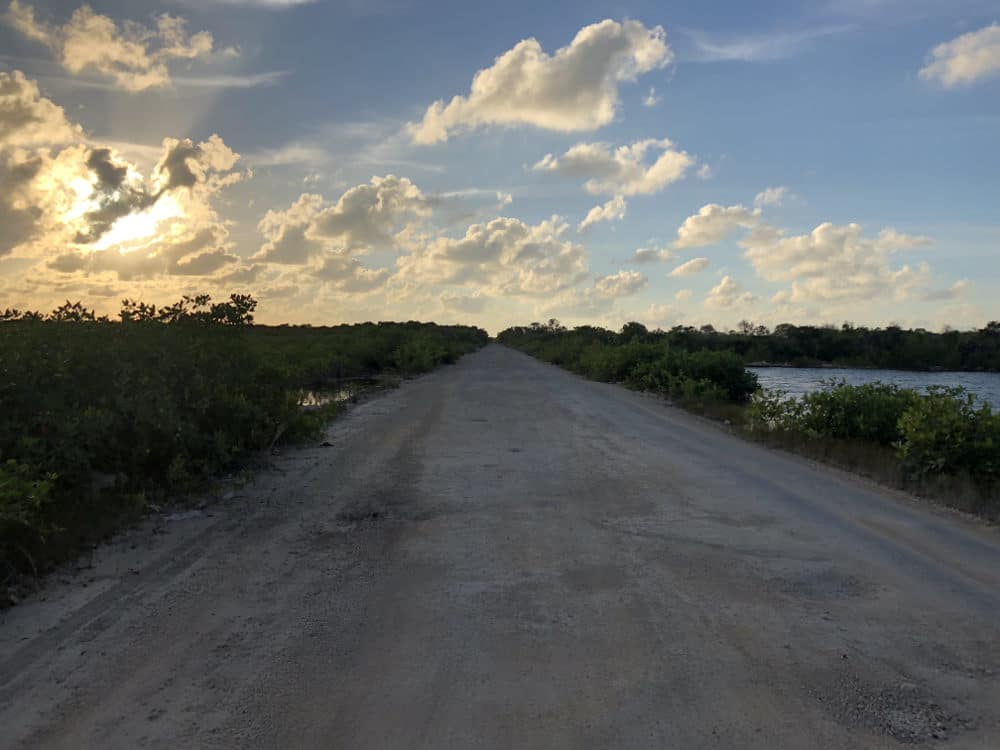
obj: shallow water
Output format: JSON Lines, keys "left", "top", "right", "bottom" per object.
{"left": 299, "top": 386, "right": 359, "bottom": 408}
{"left": 748, "top": 367, "right": 1000, "bottom": 409}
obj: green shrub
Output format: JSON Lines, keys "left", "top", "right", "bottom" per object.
{"left": 897, "top": 387, "right": 999, "bottom": 482}
{"left": 746, "top": 388, "right": 800, "bottom": 432}
{"left": 675, "top": 350, "right": 759, "bottom": 402}
{"left": 0, "top": 461, "right": 58, "bottom": 567}
{"left": 748, "top": 382, "right": 920, "bottom": 442}
{"left": 748, "top": 382, "right": 999, "bottom": 493}
{"left": 0, "top": 297, "right": 488, "bottom": 576}
{"left": 498, "top": 324, "right": 758, "bottom": 404}
{"left": 392, "top": 336, "right": 450, "bottom": 373}
{"left": 794, "top": 381, "right": 922, "bottom": 443}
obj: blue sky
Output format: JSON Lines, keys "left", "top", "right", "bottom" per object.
{"left": 1, "top": 0, "right": 998, "bottom": 330}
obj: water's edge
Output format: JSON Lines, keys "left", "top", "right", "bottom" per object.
{"left": 749, "top": 366, "right": 1000, "bottom": 409}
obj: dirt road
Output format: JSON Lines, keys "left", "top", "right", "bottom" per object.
{"left": 2, "top": 344, "right": 999, "bottom": 748}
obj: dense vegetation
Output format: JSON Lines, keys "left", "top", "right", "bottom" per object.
{"left": 501, "top": 321, "right": 999, "bottom": 515}
{"left": 586, "top": 320, "right": 1000, "bottom": 371}
{"left": 497, "top": 320, "right": 759, "bottom": 404}
{"left": 749, "top": 383, "right": 998, "bottom": 478}
{"left": 0, "top": 295, "right": 487, "bottom": 581}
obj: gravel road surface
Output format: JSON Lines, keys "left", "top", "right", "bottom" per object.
{"left": 2, "top": 344, "right": 999, "bottom": 748}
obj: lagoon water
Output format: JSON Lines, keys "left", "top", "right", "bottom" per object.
{"left": 748, "top": 367, "right": 1000, "bottom": 409}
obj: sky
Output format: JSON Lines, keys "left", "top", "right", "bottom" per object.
{"left": 1, "top": 0, "right": 998, "bottom": 332}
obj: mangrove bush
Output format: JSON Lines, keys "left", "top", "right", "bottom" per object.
{"left": 0, "top": 295, "right": 488, "bottom": 579}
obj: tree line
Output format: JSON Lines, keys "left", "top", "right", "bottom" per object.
{"left": 500, "top": 320, "right": 1000, "bottom": 372}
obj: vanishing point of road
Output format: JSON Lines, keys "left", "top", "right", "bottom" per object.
{"left": 2, "top": 344, "right": 999, "bottom": 748}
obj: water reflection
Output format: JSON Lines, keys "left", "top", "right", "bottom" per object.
{"left": 299, "top": 385, "right": 363, "bottom": 408}
{"left": 749, "top": 367, "right": 1000, "bottom": 409}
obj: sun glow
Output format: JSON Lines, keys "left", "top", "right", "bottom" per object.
{"left": 63, "top": 177, "right": 99, "bottom": 221}
{"left": 90, "top": 195, "right": 185, "bottom": 252}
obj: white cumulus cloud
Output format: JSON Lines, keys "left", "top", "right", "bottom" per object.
{"left": 6, "top": 1, "right": 217, "bottom": 92}
{"left": 312, "top": 175, "right": 432, "bottom": 251}
{"left": 754, "top": 186, "right": 790, "bottom": 207}
{"left": 630, "top": 245, "right": 673, "bottom": 264}
{"left": 705, "top": 275, "right": 756, "bottom": 310}
{"left": 251, "top": 200, "right": 394, "bottom": 293}
{"left": 645, "top": 303, "right": 674, "bottom": 326}
{"left": 533, "top": 137, "right": 694, "bottom": 196}
{"left": 920, "top": 24, "right": 1000, "bottom": 87}
{"left": 594, "top": 269, "right": 647, "bottom": 298}
{"left": 396, "top": 215, "right": 588, "bottom": 296}
{"left": 669, "top": 257, "right": 709, "bottom": 276}
{"left": 0, "top": 72, "right": 247, "bottom": 280}
{"left": 254, "top": 193, "right": 328, "bottom": 264}
{"left": 740, "top": 222, "right": 933, "bottom": 304}
{"left": 674, "top": 203, "right": 759, "bottom": 248}
{"left": 408, "top": 19, "right": 672, "bottom": 144}
{"left": 252, "top": 176, "right": 430, "bottom": 292}
{"left": 0, "top": 70, "right": 81, "bottom": 148}
{"left": 578, "top": 195, "right": 626, "bottom": 232}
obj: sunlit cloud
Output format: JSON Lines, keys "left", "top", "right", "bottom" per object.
{"left": 669, "top": 193, "right": 942, "bottom": 311}
{"left": 594, "top": 269, "right": 647, "bottom": 298}
{"left": 533, "top": 137, "right": 694, "bottom": 196}
{"left": 578, "top": 195, "right": 626, "bottom": 232}
{"left": 0, "top": 70, "right": 247, "bottom": 283}
{"left": 669, "top": 257, "right": 709, "bottom": 276}
{"left": 0, "top": 4, "right": 992, "bottom": 330}
{"left": 253, "top": 193, "right": 327, "bottom": 264}
{"left": 6, "top": 2, "right": 219, "bottom": 92}
{"left": 705, "top": 275, "right": 756, "bottom": 309}
{"left": 754, "top": 186, "right": 791, "bottom": 207}
{"left": 674, "top": 203, "right": 759, "bottom": 248}
{"left": 630, "top": 246, "right": 674, "bottom": 264}
{"left": 0, "top": 69, "right": 80, "bottom": 148}
{"left": 253, "top": 176, "right": 430, "bottom": 265}
{"left": 408, "top": 19, "right": 672, "bottom": 143}
{"left": 920, "top": 24, "right": 1000, "bottom": 87}
{"left": 645, "top": 302, "right": 674, "bottom": 323}
{"left": 248, "top": 177, "right": 438, "bottom": 292}
{"left": 740, "top": 222, "right": 933, "bottom": 304}
{"left": 396, "top": 214, "right": 588, "bottom": 297}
